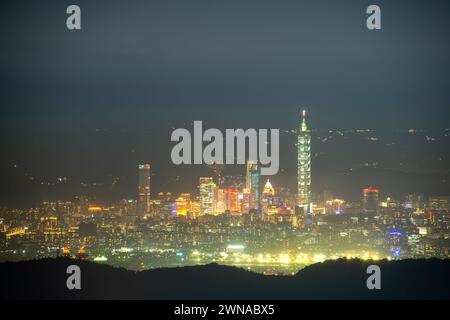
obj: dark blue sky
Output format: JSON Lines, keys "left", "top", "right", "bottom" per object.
{"left": 0, "top": 0, "right": 449, "bottom": 205}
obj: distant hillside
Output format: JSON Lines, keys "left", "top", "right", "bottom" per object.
{"left": 1, "top": 258, "right": 449, "bottom": 299}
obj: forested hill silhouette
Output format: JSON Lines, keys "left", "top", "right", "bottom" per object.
{"left": 1, "top": 258, "right": 449, "bottom": 299}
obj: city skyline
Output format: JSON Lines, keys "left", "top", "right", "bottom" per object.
{"left": 1, "top": 118, "right": 449, "bottom": 207}
{"left": 1, "top": 0, "right": 450, "bottom": 305}
{"left": 1, "top": 140, "right": 448, "bottom": 274}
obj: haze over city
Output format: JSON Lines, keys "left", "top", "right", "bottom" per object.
{"left": 0, "top": 0, "right": 449, "bottom": 277}
{"left": 1, "top": 0, "right": 450, "bottom": 206}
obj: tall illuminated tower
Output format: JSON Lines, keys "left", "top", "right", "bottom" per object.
{"left": 251, "top": 163, "right": 260, "bottom": 209}
{"left": 138, "top": 164, "right": 151, "bottom": 215}
{"left": 245, "top": 160, "right": 255, "bottom": 190}
{"left": 297, "top": 110, "right": 311, "bottom": 210}
{"left": 199, "top": 177, "right": 215, "bottom": 215}
{"left": 363, "top": 187, "right": 379, "bottom": 214}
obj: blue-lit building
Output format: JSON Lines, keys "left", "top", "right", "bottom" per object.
{"left": 251, "top": 163, "right": 260, "bottom": 209}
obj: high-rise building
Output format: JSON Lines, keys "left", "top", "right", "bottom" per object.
{"left": 191, "top": 200, "right": 201, "bottom": 219}
{"left": 138, "top": 164, "right": 151, "bottom": 215}
{"left": 363, "top": 187, "right": 379, "bottom": 214}
{"left": 175, "top": 194, "right": 191, "bottom": 216}
{"left": 199, "top": 177, "right": 215, "bottom": 215}
{"left": 406, "top": 193, "right": 425, "bottom": 211}
{"left": 241, "top": 188, "right": 252, "bottom": 213}
{"left": 251, "top": 163, "right": 260, "bottom": 209}
{"left": 262, "top": 179, "right": 276, "bottom": 215}
{"left": 245, "top": 160, "right": 255, "bottom": 190}
{"left": 262, "top": 179, "right": 275, "bottom": 198}
{"left": 429, "top": 196, "right": 450, "bottom": 212}
{"left": 214, "top": 188, "right": 226, "bottom": 214}
{"left": 297, "top": 110, "right": 311, "bottom": 210}
{"left": 326, "top": 199, "right": 345, "bottom": 214}
{"left": 224, "top": 189, "right": 240, "bottom": 213}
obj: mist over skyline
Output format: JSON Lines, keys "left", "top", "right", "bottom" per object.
{"left": 1, "top": 0, "right": 449, "bottom": 206}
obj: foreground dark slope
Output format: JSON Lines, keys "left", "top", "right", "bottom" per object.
{"left": 1, "top": 258, "right": 449, "bottom": 299}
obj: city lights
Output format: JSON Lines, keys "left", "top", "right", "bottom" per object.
{"left": 0, "top": 112, "right": 448, "bottom": 275}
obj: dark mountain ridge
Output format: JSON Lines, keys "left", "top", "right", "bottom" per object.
{"left": 1, "top": 258, "right": 449, "bottom": 299}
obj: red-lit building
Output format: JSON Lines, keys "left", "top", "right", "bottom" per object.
{"left": 363, "top": 187, "right": 379, "bottom": 214}
{"left": 224, "top": 189, "right": 240, "bottom": 213}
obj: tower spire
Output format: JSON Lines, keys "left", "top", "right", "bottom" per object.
{"left": 301, "top": 108, "right": 308, "bottom": 132}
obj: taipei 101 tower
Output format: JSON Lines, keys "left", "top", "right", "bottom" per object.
{"left": 297, "top": 110, "right": 311, "bottom": 212}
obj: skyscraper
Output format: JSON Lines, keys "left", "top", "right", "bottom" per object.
{"left": 363, "top": 187, "right": 379, "bottom": 214}
{"left": 262, "top": 179, "right": 275, "bottom": 215}
{"left": 245, "top": 160, "right": 255, "bottom": 190}
{"left": 429, "top": 196, "right": 450, "bottom": 212}
{"left": 199, "top": 177, "right": 215, "bottom": 215}
{"left": 241, "top": 188, "right": 252, "bottom": 213}
{"left": 262, "top": 179, "right": 275, "bottom": 198}
{"left": 224, "top": 188, "right": 240, "bottom": 213}
{"left": 138, "top": 164, "right": 151, "bottom": 215}
{"left": 214, "top": 188, "right": 226, "bottom": 214}
{"left": 251, "top": 163, "right": 260, "bottom": 209}
{"left": 175, "top": 194, "right": 191, "bottom": 217}
{"left": 297, "top": 110, "right": 311, "bottom": 210}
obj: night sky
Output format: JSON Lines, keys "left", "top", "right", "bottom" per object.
{"left": 0, "top": 0, "right": 449, "bottom": 206}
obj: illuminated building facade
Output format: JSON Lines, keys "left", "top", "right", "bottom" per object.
{"left": 429, "top": 196, "right": 450, "bottom": 212}
{"left": 262, "top": 179, "right": 275, "bottom": 198}
{"left": 214, "top": 188, "right": 226, "bottom": 214}
{"left": 251, "top": 163, "right": 260, "bottom": 209}
{"left": 175, "top": 193, "right": 191, "bottom": 216}
{"left": 363, "top": 188, "right": 379, "bottom": 214}
{"left": 138, "top": 164, "right": 151, "bottom": 215}
{"left": 224, "top": 189, "right": 240, "bottom": 213}
{"left": 245, "top": 160, "right": 255, "bottom": 190}
{"left": 262, "top": 179, "right": 276, "bottom": 215}
{"left": 326, "top": 199, "right": 345, "bottom": 214}
{"left": 241, "top": 188, "right": 252, "bottom": 213}
{"left": 199, "top": 177, "right": 215, "bottom": 215}
{"left": 297, "top": 110, "right": 311, "bottom": 210}
{"left": 191, "top": 200, "right": 201, "bottom": 218}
